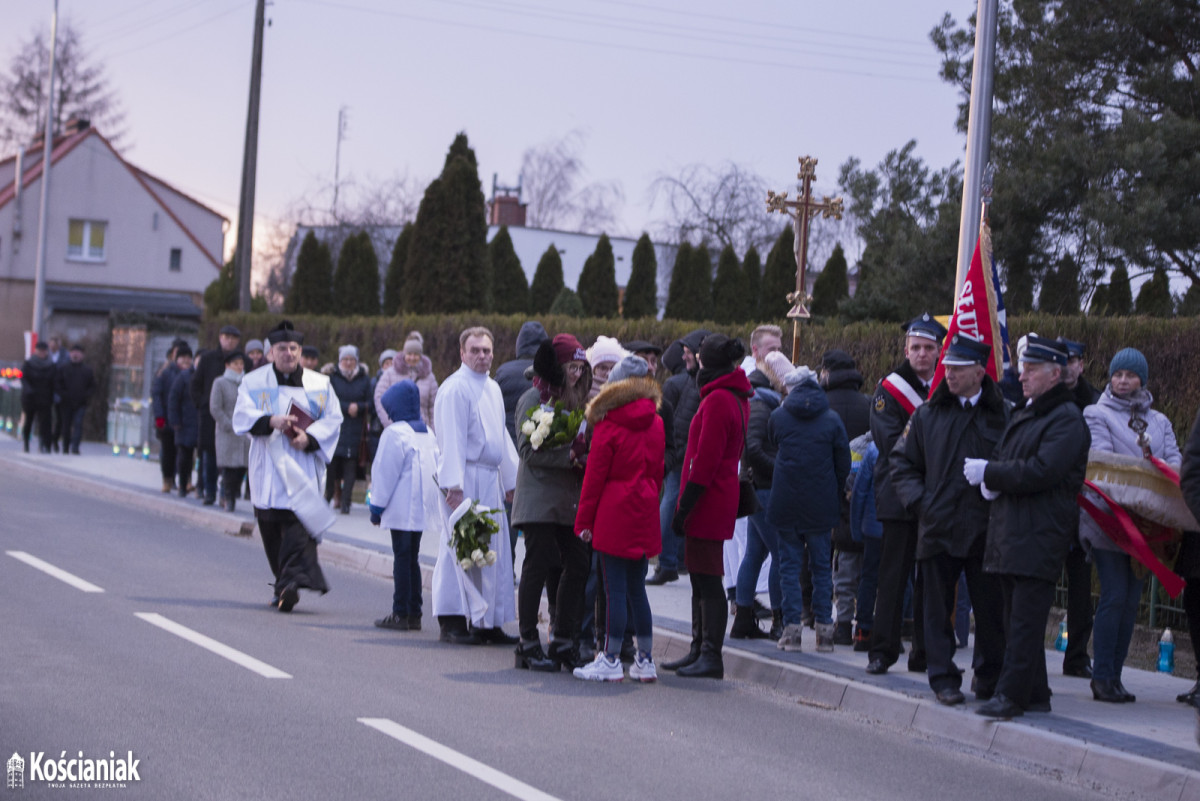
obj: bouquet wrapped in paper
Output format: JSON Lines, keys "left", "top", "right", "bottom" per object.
{"left": 447, "top": 497, "right": 500, "bottom": 570}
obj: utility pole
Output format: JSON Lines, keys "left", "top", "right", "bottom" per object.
{"left": 31, "top": 0, "right": 59, "bottom": 343}
{"left": 235, "top": 0, "right": 266, "bottom": 312}
{"left": 332, "top": 106, "right": 348, "bottom": 219}
{"left": 953, "top": 0, "right": 999, "bottom": 299}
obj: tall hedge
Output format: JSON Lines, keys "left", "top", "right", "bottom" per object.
{"left": 530, "top": 244, "right": 565, "bottom": 314}
{"left": 577, "top": 233, "right": 619, "bottom": 318}
{"left": 488, "top": 226, "right": 528, "bottom": 314}
{"left": 285, "top": 231, "right": 333, "bottom": 314}
{"left": 207, "top": 311, "right": 1200, "bottom": 440}
{"left": 711, "top": 244, "right": 743, "bottom": 324}
{"left": 663, "top": 241, "right": 694, "bottom": 320}
{"left": 761, "top": 227, "right": 797, "bottom": 320}
{"left": 623, "top": 233, "right": 658, "bottom": 319}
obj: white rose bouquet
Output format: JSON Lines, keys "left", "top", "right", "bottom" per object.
{"left": 520, "top": 401, "right": 585, "bottom": 452}
{"left": 450, "top": 500, "right": 500, "bottom": 570}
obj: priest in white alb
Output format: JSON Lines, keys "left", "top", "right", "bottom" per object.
{"left": 233, "top": 320, "right": 343, "bottom": 613}
{"left": 432, "top": 326, "right": 520, "bottom": 645}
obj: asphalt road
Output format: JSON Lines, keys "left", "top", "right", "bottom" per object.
{"left": 1, "top": 471, "right": 1111, "bottom": 801}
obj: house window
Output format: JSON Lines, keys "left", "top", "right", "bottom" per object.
{"left": 169, "top": 248, "right": 182, "bottom": 272}
{"left": 67, "top": 220, "right": 106, "bottom": 261}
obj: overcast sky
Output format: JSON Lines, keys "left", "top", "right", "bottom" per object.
{"left": 4, "top": 0, "right": 976, "bottom": 276}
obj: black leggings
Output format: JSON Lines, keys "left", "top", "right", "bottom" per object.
{"left": 325, "top": 455, "right": 357, "bottom": 510}
{"left": 518, "top": 523, "right": 589, "bottom": 642}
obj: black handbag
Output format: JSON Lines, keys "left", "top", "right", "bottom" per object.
{"left": 723, "top": 388, "right": 760, "bottom": 518}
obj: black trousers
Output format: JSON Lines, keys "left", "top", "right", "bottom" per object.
{"left": 175, "top": 445, "right": 195, "bottom": 493}
{"left": 21, "top": 398, "right": 52, "bottom": 449}
{"left": 869, "top": 518, "right": 924, "bottom": 665}
{"left": 222, "top": 467, "right": 247, "bottom": 505}
{"left": 324, "top": 454, "right": 357, "bottom": 511}
{"left": 995, "top": 573, "right": 1055, "bottom": 708}
{"left": 921, "top": 551, "right": 1005, "bottom": 693}
{"left": 255, "top": 509, "right": 329, "bottom": 594}
{"left": 1063, "top": 544, "right": 1094, "bottom": 672}
{"left": 1185, "top": 585, "right": 1200, "bottom": 666}
{"left": 158, "top": 426, "right": 177, "bottom": 482}
{"left": 517, "top": 522, "right": 588, "bottom": 642}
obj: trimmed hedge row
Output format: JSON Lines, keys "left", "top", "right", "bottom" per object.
{"left": 204, "top": 312, "right": 1200, "bottom": 439}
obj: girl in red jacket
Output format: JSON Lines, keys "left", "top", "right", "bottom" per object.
{"left": 573, "top": 356, "right": 665, "bottom": 683}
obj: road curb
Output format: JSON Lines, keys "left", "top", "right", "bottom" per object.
{"left": 8, "top": 450, "right": 1199, "bottom": 801}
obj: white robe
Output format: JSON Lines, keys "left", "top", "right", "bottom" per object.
{"left": 431, "top": 363, "right": 519, "bottom": 627}
{"left": 233, "top": 364, "right": 343, "bottom": 534}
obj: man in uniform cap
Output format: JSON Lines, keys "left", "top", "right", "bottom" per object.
{"left": 965, "top": 335, "right": 1089, "bottom": 718}
{"left": 890, "top": 333, "right": 1007, "bottom": 705}
{"left": 865, "top": 312, "right": 946, "bottom": 675}
{"left": 233, "top": 320, "right": 343, "bottom": 612}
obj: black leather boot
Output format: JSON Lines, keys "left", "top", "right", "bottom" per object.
{"left": 678, "top": 597, "right": 726, "bottom": 679}
{"left": 1177, "top": 679, "right": 1200, "bottom": 704}
{"left": 1091, "top": 678, "right": 1126, "bottom": 703}
{"left": 729, "top": 604, "right": 769, "bottom": 640}
{"left": 769, "top": 609, "right": 784, "bottom": 641}
{"left": 548, "top": 638, "right": 583, "bottom": 670}
{"left": 515, "top": 641, "right": 558, "bottom": 672}
{"left": 663, "top": 596, "right": 702, "bottom": 670}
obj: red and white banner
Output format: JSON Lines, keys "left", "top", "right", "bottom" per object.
{"left": 930, "top": 220, "right": 1003, "bottom": 391}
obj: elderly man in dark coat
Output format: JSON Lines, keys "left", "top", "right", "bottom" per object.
{"left": 21, "top": 341, "right": 56, "bottom": 453}
{"left": 890, "top": 334, "right": 1007, "bottom": 706}
{"left": 967, "top": 336, "right": 1090, "bottom": 719}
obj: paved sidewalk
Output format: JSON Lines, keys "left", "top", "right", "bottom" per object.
{"left": 4, "top": 436, "right": 1199, "bottom": 799}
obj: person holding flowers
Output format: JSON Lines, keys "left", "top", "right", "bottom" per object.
{"left": 573, "top": 355, "right": 665, "bottom": 682}
{"left": 512, "top": 334, "right": 593, "bottom": 671}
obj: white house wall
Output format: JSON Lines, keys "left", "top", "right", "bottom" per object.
{"left": 137, "top": 172, "right": 225, "bottom": 264}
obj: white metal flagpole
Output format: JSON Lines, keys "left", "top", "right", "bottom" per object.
{"left": 31, "top": 0, "right": 59, "bottom": 343}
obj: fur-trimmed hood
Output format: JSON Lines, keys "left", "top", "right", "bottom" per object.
{"left": 586, "top": 376, "right": 661, "bottom": 427}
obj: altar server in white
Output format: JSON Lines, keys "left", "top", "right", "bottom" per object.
{"left": 233, "top": 320, "right": 343, "bottom": 613}
{"left": 432, "top": 326, "right": 520, "bottom": 645}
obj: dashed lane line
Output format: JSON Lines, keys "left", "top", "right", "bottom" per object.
{"left": 358, "top": 718, "right": 563, "bottom": 801}
{"left": 134, "top": 612, "right": 292, "bottom": 679}
{"left": 7, "top": 550, "right": 105, "bottom": 593}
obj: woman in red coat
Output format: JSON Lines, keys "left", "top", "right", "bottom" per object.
{"left": 662, "top": 334, "right": 753, "bottom": 680}
{"left": 573, "top": 356, "right": 665, "bottom": 683}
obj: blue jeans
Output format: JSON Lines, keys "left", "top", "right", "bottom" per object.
{"left": 599, "top": 554, "right": 653, "bottom": 657}
{"left": 778, "top": 528, "right": 833, "bottom": 626}
{"left": 658, "top": 469, "right": 684, "bottom": 571}
{"left": 1092, "top": 548, "right": 1144, "bottom": 682}
{"left": 856, "top": 536, "right": 881, "bottom": 630}
{"left": 736, "top": 489, "right": 781, "bottom": 609}
{"left": 390, "top": 530, "right": 423, "bottom": 618}
{"left": 62, "top": 404, "right": 87, "bottom": 451}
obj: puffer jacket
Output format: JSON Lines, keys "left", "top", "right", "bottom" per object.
{"left": 330, "top": 364, "right": 372, "bottom": 458}
{"left": 766, "top": 378, "right": 851, "bottom": 534}
{"left": 375, "top": 355, "right": 438, "bottom": 430}
{"left": 168, "top": 367, "right": 199, "bottom": 448}
{"left": 742, "top": 386, "right": 781, "bottom": 489}
{"left": 983, "top": 382, "right": 1090, "bottom": 581}
{"left": 152, "top": 362, "right": 182, "bottom": 423}
{"left": 495, "top": 321, "right": 548, "bottom": 438}
{"left": 1079, "top": 386, "right": 1181, "bottom": 554}
{"left": 510, "top": 387, "right": 586, "bottom": 528}
{"left": 20, "top": 354, "right": 56, "bottom": 405}
{"left": 575, "top": 377, "right": 665, "bottom": 559}
{"left": 890, "top": 376, "right": 1009, "bottom": 560}
{"left": 677, "top": 368, "right": 753, "bottom": 541}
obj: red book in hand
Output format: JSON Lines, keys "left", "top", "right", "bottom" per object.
{"left": 285, "top": 399, "right": 315, "bottom": 440}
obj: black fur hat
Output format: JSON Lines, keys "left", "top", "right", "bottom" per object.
{"left": 532, "top": 339, "right": 565, "bottom": 387}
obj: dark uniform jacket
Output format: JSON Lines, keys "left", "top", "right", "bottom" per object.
{"left": 870, "top": 359, "right": 929, "bottom": 522}
{"left": 982, "top": 382, "right": 1090, "bottom": 582}
{"left": 890, "top": 376, "right": 1009, "bottom": 560}
{"left": 1176, "top": 406, "right": 1200, "bottom": 581}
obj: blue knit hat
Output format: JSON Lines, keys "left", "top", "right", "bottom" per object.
{"left": 1109, "top": 347, "right": 1148, "bottom": 387}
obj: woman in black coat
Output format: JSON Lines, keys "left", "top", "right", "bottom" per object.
{"left": 326, "top": 346, "right": 372, "bottom": 514}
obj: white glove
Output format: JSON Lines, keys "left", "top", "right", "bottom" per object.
{"left": 980, "top": 482, "right": 1000, "bottom": 501}
{"left": 963, "top": 458, "right": 988, "bottom": 487}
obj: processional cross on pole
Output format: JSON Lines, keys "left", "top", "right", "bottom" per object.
{"left": 766, "top": 155, "right": 844, "bottom": 364}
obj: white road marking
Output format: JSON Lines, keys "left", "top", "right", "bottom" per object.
{"left": 134, "top": 613, "right": 291, "bottom": 679}
{"left": 7, "top": 550, "right": 105, "bottom": 593}
{"left": 358, "top": 718, "right": 563, "bottom": 801}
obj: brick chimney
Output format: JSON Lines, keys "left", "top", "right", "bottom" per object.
{"left": 488, "top": 173, "right": 527, "bottom": 227}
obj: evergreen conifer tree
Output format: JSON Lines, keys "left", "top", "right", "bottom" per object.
{"left": 382, "top": 224, "right": 413, "bottom": 315}
{"left": 405, "top": 133, "right": 489, "bottom": 312}
{"left": 622, "top": 233, "right": 658, "bottom": 319}
{"left": 711, "top": 244, "right": 743, "bottom": 324}
{"left": 488, "top": 226, "right": 529, "bottom": 314}
{"left": 1089, "top": 284, "right": 1110, "bottom": 316}
{"left": 530, "top": 244, "right": 565, "bottom": 314}
{"left": 577, "top": 233, "right": 619, "bottom": 318}
{"left": 1135, "top": 267, "right": 1174, "bottom": 317}
{"left": 549, "top": 287, "right": 583, "bottom": 317}
{"left": 333, "top": 231, "right": 381, "bottom": 315}
{"left": 1107, "top": 264, "right": 1134, "bottom": 316}
{"left": 811, "top": 243, "right": 850, "bottom": 317}
{"left": 1036, "top": 255, "right": 1082, "bottom": 315}
{"left": 285, "top": 231, "right": 333, "bottom": 314}
{"left": 761, "top": 227, "right": 797, "bottom": 321}
{"left": 1178, "top": 282, "right": 1200, "bottom": 317}
{"left": 663, "top": 241, "right": 695, "bottom": 320}
{"left": 741, "top": 245, "right": 762, "bottom": 322}
{"left": 687, "top": 244, "right": 714, "bottom": 321}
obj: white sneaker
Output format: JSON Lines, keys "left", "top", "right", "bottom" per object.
{"left": 629, "top": 653, "right": 658, "bottom": 683}
{"left": 777, "top": 623, "right": 804, "bottom": 652}
{"left": 573, "top": 653, "right": 624, "bottom": 682}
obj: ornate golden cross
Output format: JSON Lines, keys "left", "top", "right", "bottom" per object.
{"left": 767, "top": 155, "right": 843, "bottom": 362}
